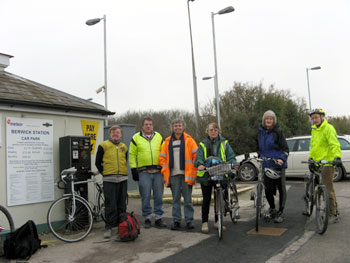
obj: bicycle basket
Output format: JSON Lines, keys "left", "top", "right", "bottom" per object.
{"left": 207, "top": 163, "right": 232, "bottom": 177}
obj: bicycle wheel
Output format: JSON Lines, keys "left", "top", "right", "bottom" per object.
{"left": 96, "top": 184, "right": 106, "bottom": 223}
{"left": 229, "top": 182, "right": 239, "bottom": 224}
{"left": 0, "top": 205, "right": 15, "bottom": 256}
{"left": 315, "top": 185, "right": 329, "bottom": 235}
{"left": 216, "top": 188, "right": 224, "bottom": 240}
{"left": 47, "top": 195, "right": 93, "bottom": 242}
{"left": 303, "top": 180, "right": 314, "bottom": 216}
{"left": 256, "top": 183, "right": 263, "bottom": 232}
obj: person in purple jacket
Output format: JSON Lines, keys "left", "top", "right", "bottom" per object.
{"left": 255, "top": 110, "right": 289, "bottom": 223}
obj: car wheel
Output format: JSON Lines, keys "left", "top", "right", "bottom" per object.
{"left": 239, "top": 163, "right": 257, "bottom": 181}
{"left": 333, "top": 166, "right": 343, "bottom": 182}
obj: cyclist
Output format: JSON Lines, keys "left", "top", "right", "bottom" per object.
{"left": 255, "top": 110, "right": 289, "bottom": 223}
{"left": 307, "top": 108, "right": 342, "bottom": 223}
{"left": 195, "top": 122, "right": 237, "bottom": 233}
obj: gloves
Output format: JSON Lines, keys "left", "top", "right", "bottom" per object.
{"left": 308, "top": 158, "right": 316, "bottom": 173}
{"left": 333, "top": 157, "right": 342, "bottom": 167}
{"left": 131, "top": 168, "right": 139, "bottom": 181}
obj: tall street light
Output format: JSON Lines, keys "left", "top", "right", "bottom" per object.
{"left": 306, "top": 66, "right": 321, "bottom": 111}
{"left": 86, "top": 15, "right": 108, "bottom": 126}
{"left": 187, "top": 0, "right": 200, "bottom": 135}
{"left": 210, "top": 6, "right": 235, "bottom": 130}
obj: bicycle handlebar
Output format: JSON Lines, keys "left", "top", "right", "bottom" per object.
{"left": 301, "top": 160, "right": 335, "bottom": 166}
{"left": 246, "top": 156, "right": 279, "bottom": 164}
{"left": 59, "top": 168, "right": 100, "bottom": 185}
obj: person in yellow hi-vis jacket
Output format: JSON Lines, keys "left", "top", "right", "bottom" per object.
{"left": 308, "top": 109, "right": 342, "bottom": 223}
{"left": 159, "top": 119, "right": 198, "bottom": 231}
{"left": 129, "top": 117, "right": 167, "bottom": 229}
{"left": 194, "top": 122, "right": 237, "bottom": 234}
{"left": 95, "top": 125, "right": 128, "bottom": 239}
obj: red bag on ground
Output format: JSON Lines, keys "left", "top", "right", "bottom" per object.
{"left": 118, "top": 212, "right": 140, "bottom": 242}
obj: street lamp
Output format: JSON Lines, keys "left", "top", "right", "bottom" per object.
{"left": 210, "top": 6, "right": 235, "bottom": 130}
{"left": 187, "top": 0, "right": 200, "bottom": 135}
{"left": 306, "top": 66, "right": 321, "bottom": 111}
{"left": 86, "top": 15, "right": 108, "bottom": 126}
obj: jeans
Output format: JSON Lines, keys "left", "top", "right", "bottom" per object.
{"left": 170, "top": 175, "right": 194, "bottom": 223}
{"left": 138, "top": 171, "right": 164, "bottom": 220}
{"left": 103, "top": 181, "right": 127, "bottom": 229}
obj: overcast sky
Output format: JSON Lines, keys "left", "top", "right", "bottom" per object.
{"left": 1, "top": 0, "right": 349, "bottom": 117}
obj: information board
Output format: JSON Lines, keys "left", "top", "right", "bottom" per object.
{"left": 6, "top": 117, "right": 54, "bottom": 206}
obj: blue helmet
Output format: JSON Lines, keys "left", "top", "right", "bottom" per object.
{"left": 205, "top": 157, "right": 222, "bottom": 167}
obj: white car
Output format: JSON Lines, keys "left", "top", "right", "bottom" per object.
{"left": 237, "top": 135, "right": 350, "bottom": 182}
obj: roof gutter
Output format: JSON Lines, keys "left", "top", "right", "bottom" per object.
{"left": 0, "top": 99, "right": 115, "bottom": 116}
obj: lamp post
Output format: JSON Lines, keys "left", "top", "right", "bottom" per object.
{"left": 306, "top": 66, "right": 321, "bottom": 111}
{"left": 86, "top": 15, "right": 108, "bottom": 126}
{"left": 209, "top": 6, "right": 235, "bottom": 130}
{"left": 187, "top": 0, "right": 200, "bottom": 135}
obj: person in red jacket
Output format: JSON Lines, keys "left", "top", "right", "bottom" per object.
{"left": 159, "top": 119, "right": 198, "bottom": 230}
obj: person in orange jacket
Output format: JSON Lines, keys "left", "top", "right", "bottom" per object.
{"left": 159, "top": 119, "right": 198, "bottom": 230}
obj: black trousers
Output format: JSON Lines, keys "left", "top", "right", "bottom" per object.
{"left": 263, "top": 168, "right": 286, "bottom": 213}
{"left": 103, "top": 180, "right": 127, "bottom": 229}
{"left": 201, "top": 181, "right": 227, "bottom": 223}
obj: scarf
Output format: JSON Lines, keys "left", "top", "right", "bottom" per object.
{"left": 168, "top": 133, "right": 185, "bottom": 170}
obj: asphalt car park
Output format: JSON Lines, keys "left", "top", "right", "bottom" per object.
{"left": 236, "top": 135, "right": 350, "bottom": 182}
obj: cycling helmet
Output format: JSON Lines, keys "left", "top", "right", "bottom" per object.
{"left": 309, "top": 108, "right": 325, "bottom": 116}
{"left": 205, "top": 156, "right": 222, "bottom": 167}
{"left": 265, "top": 168, "right": 281, "bottom": 179}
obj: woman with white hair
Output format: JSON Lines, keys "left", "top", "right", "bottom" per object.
{"left": 255, "top": 110, "right": 289, "bottom": 223}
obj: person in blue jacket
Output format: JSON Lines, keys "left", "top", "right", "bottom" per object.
{"left": 255, "top": 110, "right": 289, "bottom": 223}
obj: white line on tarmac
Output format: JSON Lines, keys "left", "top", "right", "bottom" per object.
{"left": 265, "top": 230, "right": 315, "bottom": 263}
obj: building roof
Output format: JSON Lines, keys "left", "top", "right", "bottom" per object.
{"left": 0, "top": 70, "right": 114, "bottom": 116}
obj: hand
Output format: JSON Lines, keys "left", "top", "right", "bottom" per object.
{"left": 277, "top": 159, "right": 284, "bottom": 166}
{"left": 198, "top": 165, "right": 205, "bottom": 171}
{"left": 131, "top": 168, "right": 139, "bottom": 181}
{"left": 333, "top": 157, "right": 342, "bottom": 167}
{"left": 308, "top": 158, "right": 316, "bottom": 173}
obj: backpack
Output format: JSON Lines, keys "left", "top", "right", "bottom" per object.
{"left": 3, "top": 220, "right": 46, "bottom": 260}
{"left": 118, "top": 212, "right": 140, "bottom": 242}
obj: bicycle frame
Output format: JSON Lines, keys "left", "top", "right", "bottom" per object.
{"left": 302, "top": 160, "right": 333, "bottom": 234}
{"left": 69, "top": 176, "right": 103, "bottom": 216}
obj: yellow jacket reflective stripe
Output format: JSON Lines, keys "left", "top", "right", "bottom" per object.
{"left": 197, "top": 140, "right": 228, "bottom": 177}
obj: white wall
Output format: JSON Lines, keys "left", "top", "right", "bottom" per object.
{"left": 0, "top": 109, "right": 105, "bottom": 228}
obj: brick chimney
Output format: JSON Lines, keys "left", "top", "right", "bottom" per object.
{"left": 0, "top": 53, "right": 14, "bottom": 71}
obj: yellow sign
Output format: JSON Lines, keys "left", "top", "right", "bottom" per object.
{"left": 81, "top": 120, "right": 100, "bottom": 154}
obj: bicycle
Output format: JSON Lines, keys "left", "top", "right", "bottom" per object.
{"left": 0, "top": 205, "right": 15, "bottom": 256}
{"left": 205, "top": 162, "right": 240, "bottom": 240}
{"left": 302, "top": 159, "right": 333, "bottom": 235}
{"left": 247, "top": 156, "right": 279, "bottom": 232}
{"left": 47, "top": 167, "right": 106, "bottom": 242}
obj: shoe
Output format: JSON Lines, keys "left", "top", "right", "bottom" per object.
{"left": 214, "top": 222, "right": 227, "bottom": 231}
{"left": 104, "top": 229, "right": 112, "bottom": 239}
{"left": 274, "top": 212, "right": 284, "bottom": 223}
{"left": 186, "top": 222, "right": 195, "bottom": 230}
{"left": 329, "top": 214, "right": 340, "bottom": 224}
{"left": 171, "top": 222, "right": 181, "bottom": 231}
{"left": 201, "top": 222, "right": 209, "bottom": 233}
{"left": 155, "top": 219, "right": 167, "bottom": 228}
{"left": 268, "top": 208, "right": 277, "bottom": 218}
{"left": 302, "top": 210, "right": 310, "bottom": 216}
{"left": 144, "top": 219, "right": 152, "bottom": 229}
